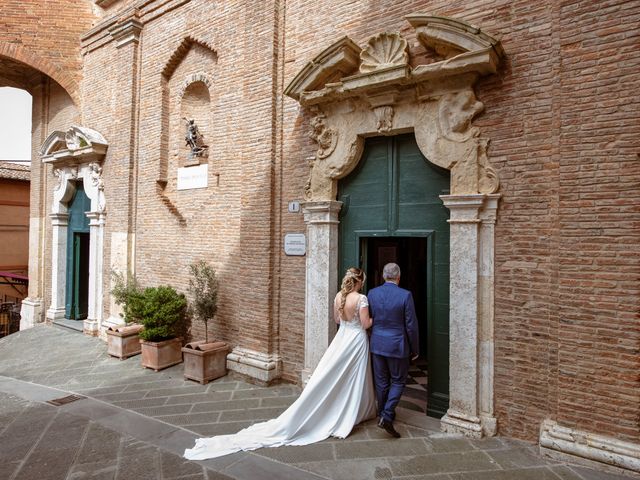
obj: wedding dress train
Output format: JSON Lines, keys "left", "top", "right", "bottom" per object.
{"left": 184, "top": 294, "right": 376, "bottom": 460}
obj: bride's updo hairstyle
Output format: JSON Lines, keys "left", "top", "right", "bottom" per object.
{"left": 339, "top": 267, "right": 366, "bottom": 317}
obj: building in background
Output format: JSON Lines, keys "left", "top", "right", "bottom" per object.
{"left": 1, "top": 0, "right": 638, "bottom": 474}
{"left": 0, "top": 161, "right": 29, "bottom": 305}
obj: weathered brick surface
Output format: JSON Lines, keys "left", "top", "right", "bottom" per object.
{"left": 3, "top": 0, "right": 639, "bottom": 445}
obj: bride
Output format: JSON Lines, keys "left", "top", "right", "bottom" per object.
{"left": 184, "top": 267, "right": 376, "bottom": 460}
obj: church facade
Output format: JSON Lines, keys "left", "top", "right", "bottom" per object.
{"left": 2, "top": 0, "right": 638, "bottom": 473}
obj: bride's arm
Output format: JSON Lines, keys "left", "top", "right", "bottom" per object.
{"left": 359, "top": 296, "right": 372, "bottom": 329}
{"left": 333, "top": 294, "right": 341, "bottom": 324}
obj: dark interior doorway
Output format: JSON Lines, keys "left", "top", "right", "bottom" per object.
{"left": 363, "top": 236, "right": 430, "bottom": 415}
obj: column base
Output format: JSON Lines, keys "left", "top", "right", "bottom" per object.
{"left": 19, "top": 298, "right": 43, "bottom": 330}
{"left": 226, "top": 347, "right": 282, "bottom": 385}
{"left": 441, "top": 409, "right": 483, "bottom": 439}
{"left": 540, "top": 420, "right": 640, "bottom": 474}
{"left": 46, "top": 306, "right": 66, "bottom": 322}
{"left": 83, "top": 319, "right": 100, "bottom": 337}
{"left": 480, "top": 413, "right": 497, "bottom": 437}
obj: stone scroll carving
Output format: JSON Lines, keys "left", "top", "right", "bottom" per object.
{"left": 286, "top": 15, "right": 504, "bottom": 201}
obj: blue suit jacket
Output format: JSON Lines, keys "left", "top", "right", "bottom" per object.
{"left": 368, "top": 282, "right": 419, "bottom": 359}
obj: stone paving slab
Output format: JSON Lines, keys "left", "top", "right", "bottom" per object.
{"left": 0, "top": 326, "right": 637, "bottom": 480}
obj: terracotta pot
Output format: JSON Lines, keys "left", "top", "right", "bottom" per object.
{"left": 140, "top": 337, "right": 183, "bottom": 371}
{"left": 182, "top": 341, "right": 229, "bottom": 384}
{"left": 106, "top": 324, "right": 143, "bottom": 360}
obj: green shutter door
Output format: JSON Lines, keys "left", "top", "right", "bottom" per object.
{"left": 65, "top": 183, "right": 91, "bottom": 320}
{"left": 338, "top": 134, "right": 451, "bottom": 418}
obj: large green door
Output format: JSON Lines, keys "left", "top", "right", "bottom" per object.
{"left": 338, "top": 134, "right": 451, "bottom": 418}
{"left": 65, "top": 182, "right": 91, "bottom": 320}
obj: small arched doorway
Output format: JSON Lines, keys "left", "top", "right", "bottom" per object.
{"left": 338, "top": 133, "right": 451, "bottom": 418}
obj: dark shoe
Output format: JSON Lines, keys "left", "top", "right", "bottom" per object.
{"left": 377, "top": 417, "right": 401, "bottom": 438}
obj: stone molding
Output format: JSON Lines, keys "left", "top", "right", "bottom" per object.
{"left": 540, "top": 420, "right": 640, "bottom": 474}
{"left": 359, "top": 32, "right": 408, "bottom": 73}
{"left": 226, "top": 347, "right": 282, "bottom": 384}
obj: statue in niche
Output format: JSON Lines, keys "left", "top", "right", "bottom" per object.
{"left": 183, "top": 118, "right": 208, "bottom": 161}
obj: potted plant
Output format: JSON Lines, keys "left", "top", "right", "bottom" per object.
{"left": 182, "top": 261, "right": 229, "bottom": 384}
{"left": 107, "top": 271, "right": 145, "bottom": 360}
{"left": 139, "top": 285, "right": 187, "bottom": 371}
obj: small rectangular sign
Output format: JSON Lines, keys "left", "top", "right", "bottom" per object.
{"left": 177, "top": 164, "right": 208, "bottom": 190}
{"left": 284, "top": 233, "right": 306, "bottom": 256}
{"left": 288, "top": 201, "right": 300, "bottom": 213}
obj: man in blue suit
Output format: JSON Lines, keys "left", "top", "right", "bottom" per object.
{"left": 368, "top": 262, "right": 419, "bottom": 438}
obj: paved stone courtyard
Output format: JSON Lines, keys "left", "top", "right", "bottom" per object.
{"left": 0, "top": 325, "right": 636, "bottom": 480}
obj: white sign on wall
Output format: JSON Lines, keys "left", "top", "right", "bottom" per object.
{"left": 284, "top": 233, "right": 306, "bottom": 256}
{"left": 177, "top": 164, "right": 208, "bottom": 190}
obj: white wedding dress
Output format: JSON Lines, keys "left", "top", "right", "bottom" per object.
{"left": 184, "top": 294, "right": 377, "bottom": 460}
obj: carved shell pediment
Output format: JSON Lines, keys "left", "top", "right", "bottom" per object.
{"left": 284, "top": 15, "right": 504, "bottom": 106}
{"left": 359, "top": 33, "right": 408, "bottom": 73}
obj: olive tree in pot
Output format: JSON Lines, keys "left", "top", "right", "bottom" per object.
{"left": 139, "top": 286, "right": 187, "bottom": 371}
{"left": 182, "top": 261, "right": 229, "bottom": 384}
{"left": 107, "top": 272, "right": 145, "bottom": 360}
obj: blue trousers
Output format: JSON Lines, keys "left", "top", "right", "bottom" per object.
{"left": 371, "top": 353, "right": 409, "bottom": 422}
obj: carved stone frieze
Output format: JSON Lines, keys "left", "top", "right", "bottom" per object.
{"left": 360, "top": 32, "right": 409, "bottom": 73}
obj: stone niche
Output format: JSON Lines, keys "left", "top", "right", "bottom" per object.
{"left": 285, "top": 15, "right": 504, "bottom": 439}
{"left": 160, "top": 37, "right": 217, "bottom": 184}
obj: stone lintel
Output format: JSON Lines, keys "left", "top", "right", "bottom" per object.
{"left": 226, "top": 347, "right": 282, "bottom": 384}
{"left": 540, "top": 420, "right": 640, "bottom": 474}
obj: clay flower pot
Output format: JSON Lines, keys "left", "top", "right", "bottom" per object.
{"left": 182, "top": 340, "right": 229, "bottom": 384}
{"left": 107, "top": 324, "right": 143, "bottom": 360}
{"left": 140, "top": 337, "right": 183, "bottom": 371}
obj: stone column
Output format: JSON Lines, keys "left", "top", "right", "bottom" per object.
{"left": 440, "top": 194, "right": 484, "bottom": 438}
{"left": 84, "top": 211, "right": 105, "bottom": 336}
{"left": 46, "top": 212, "right": 69, "bottom": 321}
{"left": 478, "top": 194, "right": 500, "bottom": 436}
{"left": 301, "top": 200, "right": 342, "bottom": 383}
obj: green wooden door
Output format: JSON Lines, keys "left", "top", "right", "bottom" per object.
{"left": 338, "top": 134, "right": 451, "bottom": 418}
{"left": 65, "top": 183, "right": 91, "bottom": 320}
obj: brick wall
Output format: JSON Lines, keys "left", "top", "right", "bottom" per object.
{"left": 12, "top": 0, "right": 638, "bottom": 444}
{"left": 0, "top": 0, "right": 96, "bottom": 103}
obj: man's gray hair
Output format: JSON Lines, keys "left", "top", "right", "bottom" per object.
{"left": 382, "top": 263, "right": 401, "bottom": 280}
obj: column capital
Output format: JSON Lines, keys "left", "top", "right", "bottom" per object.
{"left": 301, "top": 200, "right": 342, "bottom": 225}
{"left": 109, "top": 16, "right": 143, "bottom": 48}
{"left": 49, "top": 212, "right": 69, "bottom": 226}
{"left": 479, "top": 193, "right": 501, "bottom": 224}
{"left": 440, "top": 194, "right": 484, "bottom": 223}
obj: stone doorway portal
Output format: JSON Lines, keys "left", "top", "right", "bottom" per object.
{"left": 288, "top": 15, "right": 504, "bottom": 437}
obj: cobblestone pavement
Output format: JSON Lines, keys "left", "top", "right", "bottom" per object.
{"left": 0, "top": 325, "right": 636, "bottom": 480}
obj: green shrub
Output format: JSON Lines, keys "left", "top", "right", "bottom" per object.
{"left": 111, "top": 271, "right": 144, "bottom": 324}
{"left": 138, "top": 286, "right": 187, "bottom": 342}
{"left": 188, "top": 261, "right": 218, "bottom": 343}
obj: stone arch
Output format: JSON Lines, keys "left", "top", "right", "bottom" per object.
{"left": 0, "top": 44, "right": 80, "bottom": 105}
{"left": 40, "top": 126, "right": 108, "bottom": 336}
{"left": 286, "top": 15, "right": 504, "bottom": 438}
